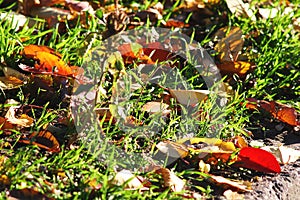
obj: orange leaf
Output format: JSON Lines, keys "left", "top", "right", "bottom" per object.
{"left": 8, "top": 188, "right": 54, "bottom": 200}
{"left": 21, "top": 45, "right": 82, "bottom": 77}
{"left": 22, "top": 44, "right": 61, "bottom": 59}
{"left": 0, "top": 116, "right": 14, "bottom": 130}
{"left": 18, "top": 130, "right": 61, "bottom": 152}
{"left": 245, "top": 98, "right": 299, "bottom": 126}
{"left": 164, "top": 19, "right": 189, "bottom": 28}
{"left": 234, "top": 147, "right": 281, "bottom": 173}
{"left": 232, "top": 136, "right": 248, "bottom": 148}
{"left": 217, "top": 61, "right": 253, "bottom": 77}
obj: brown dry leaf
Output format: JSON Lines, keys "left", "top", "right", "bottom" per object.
{"left": 261, "top": 145, "right": 300, "bottom": 164}
{"left": 0, "top": 12, "right": 41, "bottom": 31}
{"left": 156, "top": 141, "right": 189, "bottom": 158}
{"left": 169, "top": 89, "right": 210, "bottom": 106}
{"left": 18, "top": 130, "right": 61, "bottom": 152}
{"left": 0, "top": 76, "right": 24, "bottom": 90}
{"left": 179, "top": 0, "right": 205, "bottom": 11}
{"left": 225, "top": 0, "right": 256, "bottom": 21}
{"left": 7, "top": 188, "right": 54, "bottom": 200}
{"left": 0, "top": 117, "right": 14, "bottom": 130}
{"left": 66, "top": 0, "right": 94, "bottom": 14}
{"left": 0, "top": 174, "right": 10, "bottom": 186}
{"left": 141, "top": 101, "right": 170, "bottom": 115}
{"left": 216, "top": 61, "right": 253, "bottom": 77}
{"left": 209, "top": 175, "right": 252, "bottom": 192}
{"left": 223, "top": 189, "right": 245, "bottom": 200}
{"left": 111, "top": 169, "right": 146, "bottom": 190}
{"left": 26, "top": 0, "right": 65, "bottom": 8}
{"left": 155, "top": 167, "right": 185, "bottom": 192}
{"left": 245, "top": 98, "right": 299, "bottom": 126}
{"left": 5, "top": 103, "right": 34, "bottom": 128}
{"left": 30, "top": 6, "right": 73, "bottom": 28}
{"left": 0, "top": 66, "right": 28, "bottom": 90}
{"left": 2, "top": 66, "right": 28, "bottom": 82}
{"left": 214, "top": 26, "right": 244, "bottom": 62}
{"left": 232, "top": 136, "right": 248, "bottom": 148}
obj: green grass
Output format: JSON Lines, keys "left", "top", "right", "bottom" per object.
{"left": 0, "top": 0, "right": 299, "bottom": 199}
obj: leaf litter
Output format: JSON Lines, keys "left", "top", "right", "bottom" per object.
{"left": 0, "top": 0, "right": 299, "bottom": 199}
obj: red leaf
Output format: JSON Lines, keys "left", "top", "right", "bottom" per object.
{"left": 118, "top": 43, "right": 154, "bottom": 64}
{"left": 234, "top": 147, "right": 281, "bottom": 173}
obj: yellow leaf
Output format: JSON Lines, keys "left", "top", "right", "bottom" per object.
{"left": 169, "top": 89, "right": 210, "bottom": 106}
{"left": 199, "top": 160, "right": 210, "bottom": 173}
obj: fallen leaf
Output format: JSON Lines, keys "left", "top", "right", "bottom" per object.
{"left": 29, "top": 0, "right": 65, "bottom": 7}
{"left": 214, "top": 26, "right": 244, "bottom": 62}
{"left": 169, "top": 89, "right": 210, "bottom": 106}
{"left": 216, "top": 61, "right": 253, "bottom": 77}
{"left": 0, "top": 116, "right": 14, "bottom": 130}
{"left": 184, "top": 137, "right": 236, "bottom": 151}
{"left": 0, "top": 66, "right": 28, "bottom": 90}
{"left": 225, "top": 0, "right": 256, "bottom": 21}
{"left": 7, "top": 188, "right": 54, "bottom": 200}
{"left": 156, "top": 167, "right": 185, "bottom": 192}
{"left": 0, "top": 76, "right": 24, "bottom": 90}
{"left": 245, "top": 98, "right": 299, "bottom": 126}
{"left": 0, "top": 174, "right": 10, "bottom": 186}
{"left": 199, "top": 160, "right": 210, "bottom": 173}
{"left": 0, "top": 12, "right": 40, "bottom": 31}
{"left": 118, "top": 43, "right": 153, "bottom": 64}
{"left": 21, "top": 45, "right": 82, "bottom": 77}
{"left": 261, "top": 145, "right": 300, "bottom": 164}
{"left": 259, "top": 8, "right": 279, "bottom": 19}
{"left": 209, "top": 175, "right": 252, "bottom": 192}
{"left": 156, "top": 141, "right": 189, "bottom": 158}
{"left": 141, "top": 101, "right": 170, "bottom": 115}
{"left": 164, "top": 19, "right": 189, "bottom": 28}
{"left": 66, "top": 0, "right": 94, "bottom": 14}
{"left": 234, "top": 147, "right": 281, "bottom": 173}
{"left": 22, "top": 44, "right": 61, "bottom": 58}
{"left": 5, "top": 105, "right": 34, "bottom": 128}
{"left": 232, "top": 136, "right": 248, "bottom": 148}
{"left": 178, "top": 138, "right": 236, "bottom": 165}
{"left": 111, "top": 169, "right": 145, "bottom": 190}
{"left": 18, "top": 130, "right": 61, "bottom": 152}
{"left": 223, "top": 189, "right": 245, "bottom": 200}
{"left": 29, "top": 6, "right": 73, "bottom": 28}
{"left": 179, "top": 0, "right": 205, "bottom": 11}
